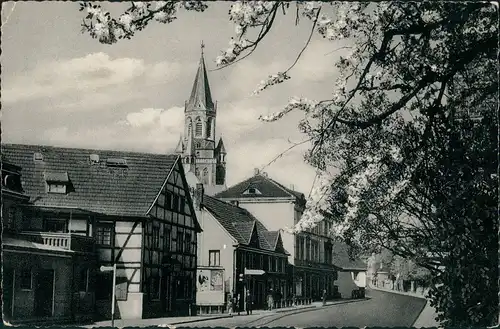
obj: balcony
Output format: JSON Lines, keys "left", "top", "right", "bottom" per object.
{"left": 18, "top": 232, "right": 95, "bottom": 254}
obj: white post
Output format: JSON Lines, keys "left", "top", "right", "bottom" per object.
{"left": 111, "top": 264, "right": 117, "bottom": 327}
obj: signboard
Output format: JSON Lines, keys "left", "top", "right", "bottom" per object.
{"left": 196, "top": 267, "right": 225, "bottom": 306}
{"left": 244, "top": 268, "right": 265, "bottom": 276}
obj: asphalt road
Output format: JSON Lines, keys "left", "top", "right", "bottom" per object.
{"left": 179, "top": 289, "right": 427, "bottom": 328}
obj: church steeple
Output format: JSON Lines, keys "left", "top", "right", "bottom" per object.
{"left": 186, "top": 41, "right": 215, "bottom": 112}
{"left": 180, "top": 43, "right": 226, "bottom": 196}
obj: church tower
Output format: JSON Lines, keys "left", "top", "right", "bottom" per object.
{"left": 176, "top": 43, "right": 227, "bottom": 196}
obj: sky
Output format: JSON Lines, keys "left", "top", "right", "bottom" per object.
{"left": 1, "top": 1, "right": 348, "bottom": 194}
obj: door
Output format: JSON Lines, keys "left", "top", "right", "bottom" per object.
{"left": 3, "top": 268, "right": 14, "bottom": 320}
{"left": 35, "top": 269, "right": 54, "bottom": 317}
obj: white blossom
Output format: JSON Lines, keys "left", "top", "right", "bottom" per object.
{"left": 153, "top": 11, "right": 170, "bottom": 23}
{"left": 253, "top": 72, "right": 291, "bottom": 95}
{"left": 259, "top": 97, "right": 317, "bottom": 122}
{"left": 389, "top": 145, "right": 403, "bottom": 163}
{"left": 119, "top": 13, "right": 133, "bottom": 30}
{"left": 154, "top": 1, "right": 167, "bottom": 10}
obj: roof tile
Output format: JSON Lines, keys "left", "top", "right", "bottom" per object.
{"left": 1, "top": 143, "right": 179, "bottom": 217}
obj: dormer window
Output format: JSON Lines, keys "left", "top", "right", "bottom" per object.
{"left": 243, "top": 186, "right": 262, "bottom": 195}
{"left": 33, "top": 152, "right": 44, "bottom": 162}
{"left": 44, "top": 171, "right": 70, "bottom": 194}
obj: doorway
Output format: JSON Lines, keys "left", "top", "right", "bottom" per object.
{"left": 3, "top": 268, "right": 14, "bottom": 320}
{"left": 34, "top": 269, "right": 54, "bottom": 317}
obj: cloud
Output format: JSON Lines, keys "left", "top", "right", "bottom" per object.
{"left": 2, "top": 52, "right": 187, "bottom": 106}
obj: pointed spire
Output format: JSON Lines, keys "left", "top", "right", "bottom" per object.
{"left": 217, "top": 137, "right": 226, "bottom": 154}
{"left": 186, "top": 42, "right": 214, "bottom": 111}
{"left": 175, "top": 135, "right": 184, "bottom": 154}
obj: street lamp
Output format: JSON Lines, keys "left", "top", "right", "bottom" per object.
{"left": 100, "top": 264, "right": 117, "bottom": 328}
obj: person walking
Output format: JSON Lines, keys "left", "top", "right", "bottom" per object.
{"left": 322, "top": 289, "right": 327, "bottom": 306}
{"left": 246, "top": 290, "right": 253, "bottom": 315}
{"left": 267, "top": 289, "right": 274, "bottom": 311}
{"left": 227, "top": 292, "right": 233, "bottom": 315}
{"left": 236, "top": 293, "right": 241, "bottom": 315}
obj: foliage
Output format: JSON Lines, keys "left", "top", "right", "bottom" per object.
{"left": 79, "top": 1, "right": 499, "bottom": 326}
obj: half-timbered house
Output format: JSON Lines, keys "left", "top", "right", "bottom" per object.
{"left": 2, "top": 144, "right": 201, "bottom": 321}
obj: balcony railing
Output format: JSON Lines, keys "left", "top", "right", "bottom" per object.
{"left": 18, "top": 232, "right": 95, "bottom": 253}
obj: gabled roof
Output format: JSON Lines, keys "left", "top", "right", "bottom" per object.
{"left": 332, "top": 242, "right": 367, "bottom": 271}
{"left": 186, "top": 46, "right": 214, "bottom": 112}
{"left": 1, "top": 143, "right": 180, "bottom": 218}
{"left": 202, "top": 195, "right": 288, "bottom": 254}
{"left": 215, "top": 173, "right": 306, "bottom": 205}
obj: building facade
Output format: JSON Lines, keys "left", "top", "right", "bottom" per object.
{"left": 191, "top": 183, "right": 290, "bottom": 312}
{"left": 215, "top": 169, "right": 343, "bottom": 301}
{"left": 175, "top": 44, "right": 227, "bottom": 197}
{"left": 2, "top": 144, "right": 202, "bottom": 321}
{"left": 2, "top": 158, "right": 97, "bottom": 325}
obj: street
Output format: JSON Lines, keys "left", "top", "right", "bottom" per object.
{"left": 178, "top": 289, "right": 427, "bottom": 328}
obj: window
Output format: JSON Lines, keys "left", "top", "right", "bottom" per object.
{"left": 195, "top": 118, "right": 202, "bottom": 137}
{"left": 96, "top": 226, "right": 113, "bottom": 245}
{"left": 116, "top": 277, "right": 128, "bottom": 301}
{"left": 206, "top": 118, "right": 212, "bottom": 138}
{"left": 187, "top": 119, "right": 192, "bottom": 136}
{"left": 7, "top": 207, "right": 15, "bottom": 229}
{"left": 185, "top": 233, "right": 192, "bottom": 254}
{"left": 45, "top": 219, "right": 68, "bottom": 233}
{"left": 79, "top": 269, "right": 89, "bottom": 292}
{"left": 20, "top": 270, "right": 32, "bottom": 290}
{"left": 152, "top": 226, "right": 160, "bottom": 249}
{"left": 248, "top": 188, "right": 256, "bottom": 194}
{"left": 48, "top": 183, "right": 67, "bottom": 194}
{"left": 202, "top": 168, "right": 209, "bottom": 185}
{"left": 209, "top": 250, "right": 220, "bottom": 266}
{"left": 166, "top": 192, "right": 172, "bottom": 210}
{"left": 172, "top": 195, "right": 179, "bottom": 212}
{"left": 177, "top": 232, "right": 184, "bottom": 253}
{"left": 164, "top": 229, "right": 171, "bottom": 251}
{"left": 180, "top": 197, "right": 186, "bottom": 214}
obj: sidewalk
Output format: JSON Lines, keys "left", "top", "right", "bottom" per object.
{"left": 370, "top": 285, "right": 439, "bottom": 327}
{"left": 84, "top": 298, "right": 366, "bottom": 328}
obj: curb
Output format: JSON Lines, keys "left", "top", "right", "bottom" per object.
{"left": 369, "top": 286, "right": 428, "bottom": 300}
{"left": 252, "top": 297, "right": 371, "bottom": 327}
{"left": 411, "top": 299, "right": 430, "bottom": 328}
{"left": 169, "top": 314, "right": 233, "bottom": 325}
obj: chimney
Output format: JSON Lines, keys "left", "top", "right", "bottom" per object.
{"left": 290, "top": 184, "right": 295, "bottom": 191}
{"left": 254, "top": 168, "right": 260, "bottom": 176}
{"left": 194, "top": 183, "right": 204, "bottom": 210}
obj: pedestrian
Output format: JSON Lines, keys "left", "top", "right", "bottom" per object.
{"left": 232, "top": 294, "right": 238, "bottom": 315}
{"left": 227, "top": 292, "right": 233, "bottom": 315}
{"left": 246, "top": 290, "right": 253, "bottom": 315}
{"left": 322, "top": 289, "right": 327, "bottom": 306}
{"left": 267, "top": 289, "right": 274, "bottom": 311}
{"left": 237, "top": 293, "right": 241, "bottom": 315}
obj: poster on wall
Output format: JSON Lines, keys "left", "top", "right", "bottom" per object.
{"left": 197, "top": 269, "right": 210, "bottom": 292}
{"left": 210, "top": 269, "right": 223, "bottom": 291}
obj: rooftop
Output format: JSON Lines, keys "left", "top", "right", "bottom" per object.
{"left": 1, "top": 143, "right": 180, "bottom": 217}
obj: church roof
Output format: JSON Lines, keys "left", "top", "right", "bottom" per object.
{"left": 186, "top": 44, "right": 214, "bottom": 112}
{"left": 216, "top": 137, "right": 226, "bottom": 154}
